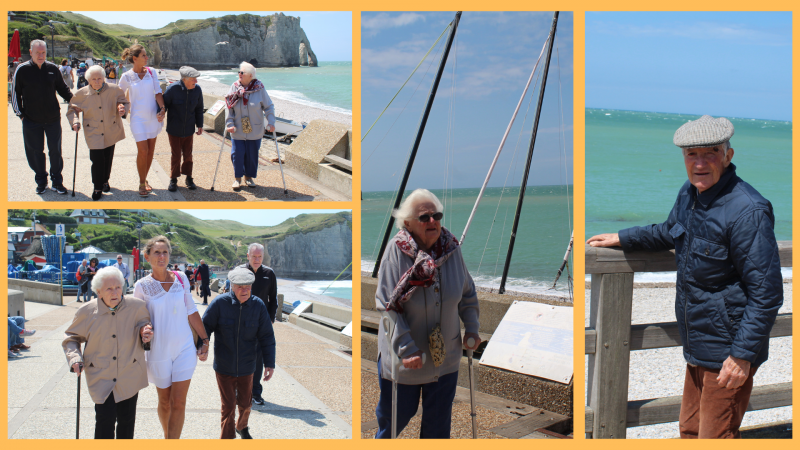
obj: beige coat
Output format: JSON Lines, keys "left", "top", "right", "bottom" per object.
{"left": 66, "top": 84, "right": 130, "bottom": 150}
{"left": 62, "top": 297, "right": 150, "bottom": 404}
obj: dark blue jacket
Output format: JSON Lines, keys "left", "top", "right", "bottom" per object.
{"left": 162, "top": 80, "right": 204, "bottom": 138}
{"left": 202, "top": 292, "right": 276, "bottom": 377}
{"left": 619, "top": 164, "right": 783, "bottom": 369}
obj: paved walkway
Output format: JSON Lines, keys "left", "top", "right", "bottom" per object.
{"left": 7, "top": 101, "right": 347, "bottom": 202}
{"left": 8, "top": 292, "right": 352, "bottom": 439}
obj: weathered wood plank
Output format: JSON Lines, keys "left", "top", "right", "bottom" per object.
{"left": 586, "top": 314, "right": 792, "bottom": 354}
{"left": 585, "top": 241, "right": 791, "bottom": 274}
{"left": 587, "top": 273, "right": 634, "bottom": 439}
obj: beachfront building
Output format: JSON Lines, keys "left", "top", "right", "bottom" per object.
{"left": 70, "top": 209, "right": 110, "bottom": 224}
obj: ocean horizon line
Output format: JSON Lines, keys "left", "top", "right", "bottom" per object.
{"left": 362, "top": 184, "right": 574, "bottom": 194}
{"left": 586, "top": 107, "right": 792, "bottom": 124}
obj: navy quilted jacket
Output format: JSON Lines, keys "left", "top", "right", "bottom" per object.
{"left": 619, "top": 164, "right": 783, "bottom": 369}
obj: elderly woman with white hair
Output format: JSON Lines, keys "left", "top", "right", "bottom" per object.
{"left": 66, "top": 64, "right": 130, "bottom": 200}
{"left": 374, "top": 188, "right": 481, "bottom": 439}
{"left": 63, "top": 266, "right": 153, "bottom": 438}
{"left": 224, "top": 61, "right": 276, "bottom": 191}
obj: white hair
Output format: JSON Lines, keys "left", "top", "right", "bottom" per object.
{"left": 392, "top": 189, "right": 444, "bottom": 229}
{"left": 85, "top": 65, "right": 105, "bottom": 80}
{"left": 30, "top": 39, "right": 47, "bottom": 50}
{"left": 91, "top": 266, "right": 125, "bottom": 293}
{"left": 247, "top": 243, "right": 264, "bottom": 254}
{"left": 239, "top": 61, "right": 256, "bottom": 78}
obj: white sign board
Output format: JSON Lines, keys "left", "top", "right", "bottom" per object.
{"left": 55, "top": 224, "right": 65, "bottom": 236}
{"left": 341, "top": 321, "right": 353, "bottom": 337}
{"left": 290, "top": 301, "right": 312, "bottom": 316}
{"left": 206, "top": 100, "right": 225, "bottom": 116}
{"left": 480, "top": 301, "right": 573, "bottom": 384}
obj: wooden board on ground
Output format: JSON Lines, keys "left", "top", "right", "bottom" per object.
{"left": 489, "top": 410, "right": 570, "bottom": 439}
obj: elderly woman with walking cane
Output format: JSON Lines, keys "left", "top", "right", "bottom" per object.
{"left": 375, "top": 188, "right": 481, "bottom": 439}
{"left": 66, "top": 65, "right": 129, "bottom": 200}
{"left": 63, "top": 266, "right": 153, "bottom": 439}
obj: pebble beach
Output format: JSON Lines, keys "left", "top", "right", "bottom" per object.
{"left": 163, "top": 69, "right": 352, "bottom": 127}
{"left": 584, "top": 283, "right": 793, "bottom": 438}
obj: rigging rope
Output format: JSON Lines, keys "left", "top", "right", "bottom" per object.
{"left": 361, "top": 23, "right": 452, "bottom": 143}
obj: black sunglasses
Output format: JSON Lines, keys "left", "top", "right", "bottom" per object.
{"left": 417, "top": 212, "right": 443, "bottom": 222}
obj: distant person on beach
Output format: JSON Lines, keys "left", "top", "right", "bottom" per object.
{"left": 118, "top": 44, "right": 166, "bottom": 197}
{"left": 114, "top": 254, "right": 131, "bottom": 291}
{"left": 374, "top": 188, "right": 481, "bottom": 438}
{"left": 185, "top": 264, "right": 196, "bottom": 292}
{"left": 11, "top": 39, "right": 73, "bottom": 195}
{"left": 77, "top": 259, "right": 91, "bottom": 302}
{"left": 237, "top": 243, "right": 277, "bottom": 406}
{"left": 66, "top": 65, "right": 130, "bottom": 200}
{"left": 105, "top": 61, "right": 117, "bottom": 84}
{"left": 197, "top": 260, "right": 211, "bottom": 304}
{"left": 63, "top": 266, "right": 152, "bottom": 438}
{"left": 202, "top": 267, "right": 276, "bottom": 439}
{"left": 59, "top": 59, "right": 74, "bottom": 95}
{"left": 163, "top": 66, "right": 204, "bottom": 192}
{"left": 586, "top": 115, "right": 784, "bottom": 439}
{"left": 224, "top": 61, "right": 276, "bottom": 191}
{"left": 76, "top": 62, "right": 87, "bottom": 89}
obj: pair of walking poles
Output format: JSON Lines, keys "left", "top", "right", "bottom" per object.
{"left": 381, "top": 311, "right": 478, "bottom": 439}
{"left": 209, "top": 130, "right": 288, "bottom": 195}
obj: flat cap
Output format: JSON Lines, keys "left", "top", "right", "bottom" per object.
{"left": 673, "top": 115, "right": 734, "bottom": 148}
{"left": 227, "top": 267, "right": 255, "bottom": 286}
{"left": 179, "top": 66, "right": 201, "bottom": 78}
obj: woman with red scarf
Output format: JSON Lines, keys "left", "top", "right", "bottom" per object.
{"left": 224, "top": 62, "right": 275, "bottom": 192}
{"left": 374, "top": 189, "right": 481, "bottom": 438}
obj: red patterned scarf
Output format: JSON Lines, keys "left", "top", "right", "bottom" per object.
{"left": 224, "top": 79, "right": 264, "bottom": 109}
{"left": 387, "top": 226, "right": 459, "bottom": 313}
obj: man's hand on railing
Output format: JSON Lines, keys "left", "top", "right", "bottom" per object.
{"left": 586, "top": 233, "right": 621, "bottom": 247}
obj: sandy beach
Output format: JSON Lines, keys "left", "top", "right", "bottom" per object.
{"left": 162, "top": 69, "right": 352, "bottom": 127}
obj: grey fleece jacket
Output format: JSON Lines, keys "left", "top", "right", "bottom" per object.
{"left": 376, "top": 235, "right": 480, "bottom": 384}
{"left": 223, "top": 83, "right": 275, "bottom": 141}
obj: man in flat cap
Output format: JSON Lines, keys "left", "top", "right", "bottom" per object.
{"left": 587, "top": 115, "right": 783, "bottom": 439}
{"left": 163, "top": 66, "right": 204, "bottom": 192}
{"left": 202, "top": 267, "right": 276, "bottom": 439}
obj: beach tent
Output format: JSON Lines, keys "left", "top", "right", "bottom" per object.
{"left": 20, "top": 260, "right": 38, "bottom": 272}
{"left": 99, "top": 258, "right": 116, "bottom": 267}
{"left": 8, "top": 264, "right": 19, "bottom": 279}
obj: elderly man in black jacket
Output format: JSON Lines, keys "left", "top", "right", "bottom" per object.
{"left": 163, "top": 66, "right": 204, "bottom": 192}
{"left": 202, "top": 267, "right": 276, "bottom": 439}
{"left": 11, "top": 39, "right": 73, "bottom": 195}
{"left": 587, "top": 116, "right": 783, "bottom": 439}
{"left": 237, "top": 242, "right": 278, "bottom": 406}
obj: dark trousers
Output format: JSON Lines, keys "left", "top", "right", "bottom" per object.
{"left": 215, "top": 372, "right": 253, "bottom": 439}
{"left": 375, "top": 358, "right": 459, "bottom": 439}
{"left": 201, "top": 283, "right": 210, "bottom": 303}
{"left": 89, "top": 145, "right": 115, "bottom": 190}
{"left": 231, "top": 139, "right": 260, "bottom": 178}
{"left": 168, "top": 134, "right": 194, "bottom": 179}
{"left": 252, "top": 348, "right": 263, "bottom": 397}
{"left": 679, "top": 364, "right": 758, "bottom": 439}
{"left": 94, "top": 391, "right": 138, "bottom": 439}
{"left": 22, "top": 118, "right": 63, "bottom": 187}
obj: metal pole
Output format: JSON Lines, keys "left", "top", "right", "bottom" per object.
{"left": 466, "top": 337, "right": 477, "bottom": 438}
{"left": 59, "top": 235, "right": 63, "bottom": 305}
{"left": 499, "top": 11, "right": 559, "bottom": 294}
{"left": 371, "top": 11, "right": 462, "bottom": 278}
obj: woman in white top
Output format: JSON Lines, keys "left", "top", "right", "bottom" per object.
{"left": 133, "top": 235, "right": 209, "bottom": 439}
{"left": 117, "top": 44, "right": 166, "bottom": 197}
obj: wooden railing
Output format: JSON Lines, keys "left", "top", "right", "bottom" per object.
{"left": 585, "top": 241, "right": 793, "bottom": 438}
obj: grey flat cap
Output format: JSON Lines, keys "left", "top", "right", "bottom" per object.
{"left": 179, "top": 66, "right": 201, "bottom": 78}
{"left": 673, "top": 115, "right": 734, "bottom": 148}
{"left": 227, "top": 267, "right": 255, "bottom": 286}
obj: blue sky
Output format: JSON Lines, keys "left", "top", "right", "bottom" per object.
{"left": 72, "top": 11, "right": 352, "bottom": 61}
{"left": 361, "top": 12, "right": 573, "bottom": 192}
{"left": 180, "top": 210, "right": 349, "bottom": 227}
{"left": 586, "top": 12, "right": 792, "bottom": 121}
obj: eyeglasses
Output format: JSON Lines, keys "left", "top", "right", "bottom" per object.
{"left": 238, "top": 71, "right": 245, "bottom": 75}
{"left": 417, "top": 212, "right": 443, "bottom": 222}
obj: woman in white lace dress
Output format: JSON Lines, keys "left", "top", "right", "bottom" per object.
{"left": 133, "top": 235, "right": 209, "bottom": 439}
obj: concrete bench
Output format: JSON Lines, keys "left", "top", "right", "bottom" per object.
{"left": 323, "top": 154, "right": 352, "bottom": 171}
{"left": 300, "top": 312, "right": 348, "bottom": 331}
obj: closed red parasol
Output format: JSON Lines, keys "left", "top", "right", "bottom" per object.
{"left": 8, "top": 29, "right": 21, "bottom": 62}
{"left": 133, "top": 246, "right": 139, "bottom": 270}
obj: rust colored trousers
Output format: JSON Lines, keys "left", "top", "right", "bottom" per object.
{"left": 678, "top": 364, "right": 757, "bottom": 439}
{"left": 168, "top": 134, "right": 194, "bottom": 179}
{"left": 215, "top": 372, "right": 253, "bottom": 439}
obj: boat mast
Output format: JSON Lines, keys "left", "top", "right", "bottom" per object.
{"left": 498, "top": 11, "right": 559, "bottom": 294}
{"left": 371, "top": 11, "right": 462, "bottom": 278}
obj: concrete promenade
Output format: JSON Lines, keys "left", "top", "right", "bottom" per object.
{"left": 7, "top": 290, "right": 352, "bottom": 439}
{"left": 7, "top": 103, "right": 347, "bottom": 202}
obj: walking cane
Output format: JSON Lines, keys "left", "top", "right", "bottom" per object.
{"left": 209, "top": 129, "right": 227, "bottom": 192}
{"left": 382, "top": 311, "right": 425, "bottom": 438}
{"left": 272, "top": 131, "right": 288, "bottom": 195}
{"left": 466, "top": 337, "right": 477, "bottom": 439}
{"left": 71, "top": 114, "right": 79, "bottom": 197}
{"left": 76, "top": 370, "right": 81, "bottom": 439}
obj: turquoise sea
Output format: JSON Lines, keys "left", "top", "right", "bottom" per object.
{"left": 586, "top": 108, "right": 792, "bottom": 280}
{"left": 300, "top": 280, "right": 352, "bottom": 301}
{"left": 362, "top": 187, "right": 574, "bottom": 297}
{"left": 197, "top": 61, "right": 352, "bottom": 114}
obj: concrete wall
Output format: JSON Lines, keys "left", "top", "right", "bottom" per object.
{"left": 288, "top": 300, "right": 352, "bottom": 348}
{"left": 309, "top": 301, "right": 351, "bottom": 324}
{"left": 8, "top": 280, "right": 63, "bottom": 305}
{"left": 8, "top": 289, "right": 25, "bottom": 317}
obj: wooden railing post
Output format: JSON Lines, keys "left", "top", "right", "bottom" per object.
{"left": 587, "top": 272, "right": 634, "bottom": 438}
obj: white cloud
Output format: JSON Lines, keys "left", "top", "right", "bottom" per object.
{"left": 362, "top": 13, "right": 426, "bottom": 33}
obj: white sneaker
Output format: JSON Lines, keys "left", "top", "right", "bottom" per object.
{"left": 8, "top": 349, "right": 20, "bottom": 358}
{"left": 19, "top": 329, "right": 35, "bottom": 337}
{"left": 232, "top": 180, "right": 241, "bottom": 191}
